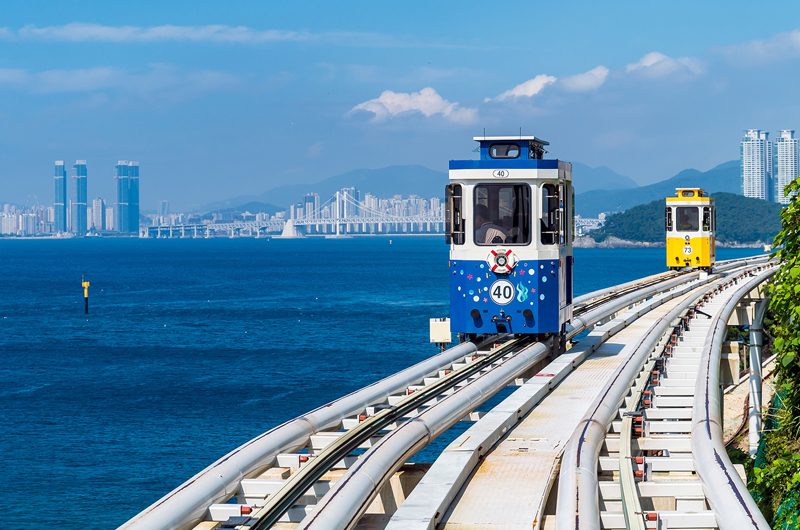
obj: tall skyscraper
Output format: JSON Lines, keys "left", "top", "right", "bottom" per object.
{"left": 129, "top": 161, "right": 139, "bottom": 233}
{"left": 72, "top": 160, "right": 87, "bottom": 235}
{"left": 115, "top": 160, "right": 140, "bottom": 233}
{"left": 92, "top": 197, "right": 106, "bottom": 230}
{"left": 741, "top": 130, "right": 772, "bottom": 201}
{"left": 774, "top": 130, "right": 799, "bottom": 205}
{"left": 115, "top": 161, "right": 130, "bottom": 232}
{"left": 157, "top": 200, "right": 169, "bottom": 219}
{"left": 54, "top": 161, "right": 66, "bottom": 233}
{"left": 303, "top": 193, "right": 319, "bottom": 219}
{"left": 105, "top": 208, "right": 114, "bottom": 231}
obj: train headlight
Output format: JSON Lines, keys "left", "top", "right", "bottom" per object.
{"left": 486, "top": 248, "right": 517, "bottom": 274}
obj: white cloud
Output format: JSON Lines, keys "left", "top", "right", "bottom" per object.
{"left": 559, "top": 66, "right": 609, "bottom": 92}
{"left": 718, "top": 29, "right": 800, "bottom": 64}
{"left": 8, "top": 23, "right": 471, "bottom": 49}
{"left": 17, "top": 23, "right": 305, "bottom": 43}
{"left": 487, "top": 74, "right": 557, "bottom": 102}
{"left": 0, "top": 64, "right": 239, "bottom": 99}
{"left": 349, "top": 87, "right": 477, "bottom": 124}
{"left": 625, "top": 52, "right": 704, "bottom": 78}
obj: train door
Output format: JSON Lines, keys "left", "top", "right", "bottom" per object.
{"left": 558, "top": 183, "right": 567, "bottom": 311}
{"left": 541, "top": 183, "right": 568, "bottom": 312}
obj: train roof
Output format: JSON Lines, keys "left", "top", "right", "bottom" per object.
{"left": 473, "top": 136, "right": 549, "bottom": 146}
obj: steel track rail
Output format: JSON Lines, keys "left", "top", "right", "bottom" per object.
{"left": 118, "top": 256, "right": 770, "bottom": 530}
{"left": 691, "top": 264, "right": 776, "bottom": 530}
{"left": 305, "top": 276, "right": 715, "bottom": 530}
{"left": 248, "top": 271, "right": 708, "bottom": 530}
{"left": 243, "top": 336, "right": 534, "bottom": 530}
{"left": 555, "top": 273, "right": 736, "bottom": 530}
{"left": 556, "top": 260, "right": 770, "bottom": 530}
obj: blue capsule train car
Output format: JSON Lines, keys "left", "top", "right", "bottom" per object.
{"left": 446, "top": 136, "right": 574, "bottom": 336}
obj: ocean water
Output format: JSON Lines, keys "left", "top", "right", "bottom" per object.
{"left": 0, "top": 237, "right": 760, "bottom": 529}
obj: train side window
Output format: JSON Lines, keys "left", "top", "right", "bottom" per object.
{"left": 665, "top": 207, "right": 673, "bottom": 232}
{"left": 702, "top": 207, "right": 711, "bottom": 231}
{"left": 473, "top": 184, "right": 530, "bottom": 245}
{"left": 712, "top": 207, "right": 716, "bottom": 232}
{"left": 445, "top": 184, "right": 464, "bottom": 245}
{"left": 676, "top": 207, "right": 699, "bottom": 231}
{"left": 571, "top": 187, "right": 575, "bottom": 243}
{"left": 489, "top": 143, "right": 520, "bottom": 159}
{"left": 541, "top": 183, "right": 560, "bottom": 245}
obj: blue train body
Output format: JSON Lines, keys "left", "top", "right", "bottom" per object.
{"left": 445, "top": 136, "right": 574, "bottom": 336}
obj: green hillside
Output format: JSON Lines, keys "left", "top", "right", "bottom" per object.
{"left": 590, "top": 192, "right": 782, "bottom": 244}
{"left": 575, "top": 161, "right": 740, "bottom": 217}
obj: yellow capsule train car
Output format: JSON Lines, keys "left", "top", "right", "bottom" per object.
{"left": 665, "top": 188, "right": 715, "bottom": 270}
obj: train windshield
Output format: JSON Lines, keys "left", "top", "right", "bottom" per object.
{"left": 676, "top": 207, "right": 700, "bottom": 231}
{"left": 473, "top": 184, "right": 530, "bottom": 245}
{"left": 489, "top": 144, "right": 520, "bottom": 159}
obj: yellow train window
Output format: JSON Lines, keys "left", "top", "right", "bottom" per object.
{"left": 681, "top": 190, "right": 695, "bottom": 197}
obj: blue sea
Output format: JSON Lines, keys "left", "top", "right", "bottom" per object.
{"left": 0, "top": 237, "right": 760, "bottom": 529}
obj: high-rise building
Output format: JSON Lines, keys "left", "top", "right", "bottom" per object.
{"left": 129, "top": 161, "right": 139, "bottom": 233}
{"left": 54, "top": 161, "right": 66, "bottom": 232}
{"left": 774, "top": 130, "right": 799, "bottom": 205}
{"left": 303, "top": 193, "right": 319, "bottom": 219}
{"left": 741, "top": 130, "right": 772, "bottom": 201}
{"left": 115, "top": 160, "right": 140, "bottom": 233}
{"left": 157, "top": 200, "right": 169, "bottom": 219}
{"left": 115, "top": 161, "right": 129, "bottom": 232}
{"left": 105, "top": 207, "right": 114, "bottom": 231}
{"left": 92, "top": 197, "right": 106, "bottom": 230}
{"left": 72, "top": 160, "right": 88, "bottom": 235}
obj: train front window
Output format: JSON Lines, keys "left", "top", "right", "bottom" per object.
{"left": 473, "top": 184, "right": 530, "bottom": 245}
{"left": 489, "top": 143, "right": 520, "bottom": 159}
{"left": 676, "top": 207, "right": 699, "bottom": 231}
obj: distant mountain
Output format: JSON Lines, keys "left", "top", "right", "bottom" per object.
{"left": 198, "top": 165, "right": 449, "bottom": 211}
{"left": 569, "top": 162, "right": 639, "bottom": 192}
{"left": 219, "top": 201, "right": 283, "bottom": 215}
{"left": 576, "top": 160, "right": 740, "bottom": 217}
{"left": 590, "top": 192, "right": 781, "bottom": 244}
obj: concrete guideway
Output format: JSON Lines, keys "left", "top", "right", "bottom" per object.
{"left": 115, "top": 256, "right": 770, "bottom": 530}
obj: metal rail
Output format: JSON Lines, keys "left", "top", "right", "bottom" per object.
{"left": 691, "top": 264, "right": 775, "bottom": 530}
{"left": 556, "top": 260, "right": 773, "bottom": 530}
{"left": 618, "top": 354, "right": 655, "bottom": 530}
{"left": 118, "top": 254, "right": 772, "bottom": 530}
{"left": 243, "top": 337, "right": 534, "bottom": 530}
{"left": 117, "top": 335, "right": 500, "bottom": 530}
{"left": 303, "top": 275, "right": 714, "bottom": 530}
{"left": 243, "top": 270, "right": 713, "bottom": 529}
{"left": 555, "top": 272, "right": 735, "bottom": 530}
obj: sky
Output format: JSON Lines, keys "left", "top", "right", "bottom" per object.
{"left": 3, "top": 0, "right": 800, "bottom": 211}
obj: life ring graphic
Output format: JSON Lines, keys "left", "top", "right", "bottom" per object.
{"left": 486, "top": 248, "right": 517, "bottom": 274}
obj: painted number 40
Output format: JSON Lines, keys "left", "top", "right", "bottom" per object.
{"left": 490, "top": 280, "right": 515, "bottom": 305}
